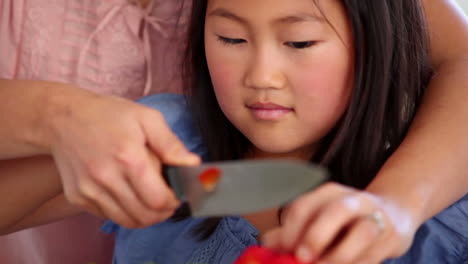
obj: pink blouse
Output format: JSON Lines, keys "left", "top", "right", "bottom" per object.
{"left": 0, "top": 0, "right": 190, "bottom": 98}
{"left": 0, "top": 0, "right": 190, "bottom": 263}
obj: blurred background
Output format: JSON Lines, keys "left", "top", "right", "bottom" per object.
{"left": 458, "top": 0, "right": 468, "bottom": 14}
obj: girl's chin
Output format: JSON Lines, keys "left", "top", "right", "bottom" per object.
{"left": 248, "top": 142, "right": 314, "bottom": 161}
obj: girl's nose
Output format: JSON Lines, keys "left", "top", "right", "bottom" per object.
{"left": 243, "top": 50, "right": 287, "bottom": 90}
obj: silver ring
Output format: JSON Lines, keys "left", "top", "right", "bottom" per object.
{"left": 367, "top": 210, "right": 386, "bottom": 233}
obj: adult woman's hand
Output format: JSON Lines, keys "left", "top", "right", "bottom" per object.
{"left": 0, "top": 80, "right": 200, "bottom": 228}
{"left": 262, "top": 183, "right": 419, "bottom": 264}
{"left": 44, "top": 86, "right": 201, "bottom": 228}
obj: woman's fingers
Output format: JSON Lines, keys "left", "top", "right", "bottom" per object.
{"left": 79, "top": 181, "right": 140, "bottom": 228}
{"left": 64, "top": 164, "right": 139, "bottom": 228}
{"left": 78, "top": 148, "right": 179, "bottom": 227}
{"left": 60, "top": 147, "right": 170, "bottom": 227}
{"left": 47, "top": 92, "right": 197, "bottom": 227}
{"left": 96, "top": 163, "right": 176, "bottom": 227}
{"left": 113, "top": 146, "right": 180, "bottom": 213}
{"left": 141, "top": 109, "right": 201, "bottom": 166}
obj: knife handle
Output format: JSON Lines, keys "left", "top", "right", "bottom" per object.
{"left": 161, "top": 164, "right": 171, "bottom": 186}
{"left": 161, "top": 165, "right": 186, "bottom": 201}
{"left": 162, "top": 165, "right": 192, "bottom": 218}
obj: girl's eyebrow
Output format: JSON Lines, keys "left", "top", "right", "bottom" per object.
{"left": 207, "top": 8, "right": 248, "bottom": 25}
{"left": 275, "top": 13, "right": 325, "bottom": 24}
{"left": 208, "top": 8, "right": 324, "bottom": 25}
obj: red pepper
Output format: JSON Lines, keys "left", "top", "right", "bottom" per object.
{"left": 234, "top": 246, "right": 304, "bottom": 264}
{"left": 270, "top": 254, "right": 302, "bottom": 264}
{"left": 198, "top": 167, "right": 221, "bottom": 192}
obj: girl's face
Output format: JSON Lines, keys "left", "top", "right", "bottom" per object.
{"left": 205, "top": 0, "right": 354, "bottom": 160}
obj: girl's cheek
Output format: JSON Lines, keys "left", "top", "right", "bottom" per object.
{"left": 205, "top": 34, "right": 246, "bottom": 95}
{"left": 207, "top": 52, "right": 241, "bottom": 95}
{"left": 294, "top": 69, "right": 348, "bottom": 100}
{"left": 291, "top": 62, "right": 353, "bottom": 127}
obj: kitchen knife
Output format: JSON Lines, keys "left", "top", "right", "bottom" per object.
{"left": 164, "top": 160, "right": 328, "bottom": 217}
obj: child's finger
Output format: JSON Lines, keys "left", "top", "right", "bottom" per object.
{"left": 295, "top": 194, "right": 377, "bottom": 262}
{"left": 317, "top": 217, "right": 382, "bottom": 264}
{"left": 354, "top": 239, "right": 395, "bottom": 264}
{"left": 261, "top": 228, "right": 283, "bottom": 249}
{"left": 354, "top": 221, "right": 408, "bottom": 264}
{"left": 278, "top": 183, "right": 351, "bottom": 251}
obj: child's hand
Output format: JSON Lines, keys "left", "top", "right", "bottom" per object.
{"left": 262, "top": 183, "right": 418, "bottom": 264}
{"left": 43, "top": 87, "right": 200, "bottom": 228}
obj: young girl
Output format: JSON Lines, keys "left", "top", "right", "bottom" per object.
{"left": 0, "top": 0, "right": 467, "bottom": 264}
{"left": 102, "top": 0, "right": 466, "bottom": 263}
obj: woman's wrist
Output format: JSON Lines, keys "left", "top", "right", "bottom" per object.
{"left": 27, "top": 81, "right": 78, "bottom": 154}
{"left": 367, "top": 57, "right": 468, "bottom": 227}
{"left": 4, "top": 80, "right": 95, "bottom": 156}
{"left": 37, "top": 81, "right": 100, "bottom": 154}
{"left": 0, "top": 80, "right": 72, "bottom": 157}
{"left": 365, "top": 173, "right": 428, "bottom": 233}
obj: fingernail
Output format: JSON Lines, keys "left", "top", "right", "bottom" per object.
{"left": 296, "top": 245, "right": 315, "bottom": 263}
{"left": 177, "top": 149, "right": 199, "bottom": 163}
{"left": 187, "top": 153, "right": 200, "bottom": 163}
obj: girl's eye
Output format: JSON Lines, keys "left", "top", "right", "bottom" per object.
{"left": 217, "top": 36, "right": 246, "bottom": 45}
{"left": 285, "top": 41, "right": 316, "bottom": 49}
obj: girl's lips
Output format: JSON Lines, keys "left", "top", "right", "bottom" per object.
{"left": 247, "top": 102, "right": 293, "bottom": 121}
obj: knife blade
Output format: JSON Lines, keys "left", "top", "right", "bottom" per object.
{"left": 164, "top": 160, "right": 328, "bottom": 217}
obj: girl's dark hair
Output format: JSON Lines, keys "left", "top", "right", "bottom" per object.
{"left": 175, "top": 0, "right": 432, "bottom": 240}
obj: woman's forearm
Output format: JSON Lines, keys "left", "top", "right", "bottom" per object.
{"left": 0, "top": 155, "right": 64, "bottom": 233}
{"left": 422, "top": 0, "right": 468, "bottom": 67}
{"left": 367, "top": 59, "right": 468, "bottom": 227}
{"left": 366, "top": 0, "right": 468, "bottom": 229}
{"left": 0, "top": 80, "right": 60, "bottom": 158}
{"left": 3, "top": 193, "right": 84, "bottom": 235}
{"left": 0, "top": 79, "right": 86, "bottom": 159}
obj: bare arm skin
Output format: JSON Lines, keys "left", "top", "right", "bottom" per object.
{"left": 366, "top": 0, "right": 468, "bottom": 226}
{"left": 0, "top": 156, "right": 80, "bottom": 235}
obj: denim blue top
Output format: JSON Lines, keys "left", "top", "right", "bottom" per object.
{"left": 102, "top": 94, "right": 468, "bottom": 264}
